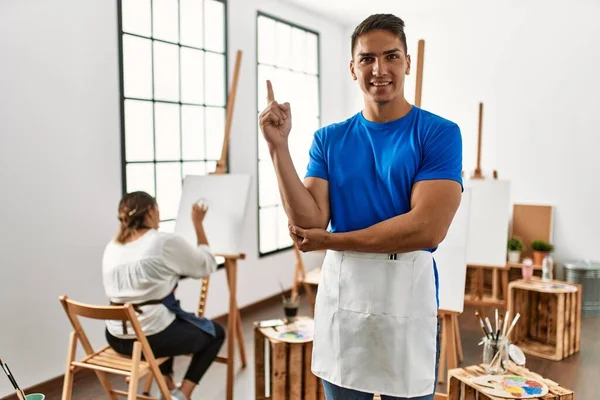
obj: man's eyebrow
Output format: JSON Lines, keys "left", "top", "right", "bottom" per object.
{"left": 357, "top": 48, "right": 403, "bottom": 57}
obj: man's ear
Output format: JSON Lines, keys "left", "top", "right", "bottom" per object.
{"left": 406, "top": 54, "right": 411, "bottom": 76}
{"left": 350, "top": 60, "right": 357, "bottom": 80}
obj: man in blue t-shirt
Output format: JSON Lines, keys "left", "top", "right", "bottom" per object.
{"left": 259, "top": 13, "right": 463, "bottom": 400}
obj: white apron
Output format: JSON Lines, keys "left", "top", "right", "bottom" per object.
{"left": 311, "top": 250, "right": 438, "bottom": 398}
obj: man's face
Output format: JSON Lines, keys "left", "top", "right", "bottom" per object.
{"left": 350, "top": 30, "right": 411, "bottom": 105}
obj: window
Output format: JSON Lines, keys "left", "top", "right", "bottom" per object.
{"left": 256, "top": 13, "right": 320, "bottom": 256}
{"left": 118, "top": 0, "right": 227, "bottom": 232}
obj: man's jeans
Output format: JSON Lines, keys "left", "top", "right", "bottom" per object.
{"left": 322, "top": 319, "right": 441, "bottom": 400}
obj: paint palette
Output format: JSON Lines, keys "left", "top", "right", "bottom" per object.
{"left": 472, "top": 375, "right": 549, "bottom": 398}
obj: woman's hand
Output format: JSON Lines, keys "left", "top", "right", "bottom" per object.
{"left": 192, "top": 203, "right": 208, "bottom": 228}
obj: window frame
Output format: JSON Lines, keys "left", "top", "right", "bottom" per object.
{"left": 116, "top": 0, "right": 229, "bottom": 228}
{"left": 255, "top": 11, "right": 321, "bottom": 257}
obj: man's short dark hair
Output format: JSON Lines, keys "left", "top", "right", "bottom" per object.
{"left": 351, "top": 14, "right": 407, "bottom": 57}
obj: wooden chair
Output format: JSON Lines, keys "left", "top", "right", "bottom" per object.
{"left": 59, "top": 295, "right": 173, "bottom": 400}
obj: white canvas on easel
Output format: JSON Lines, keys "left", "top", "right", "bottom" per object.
{"left": 174, "top": 173, "right": 252, "bottom": 255}
{"left": 435, "top": 187, "right": 472, "bottom": 313}
{"left": 173, "top": 173, "right": 252, "bottom": 313}
{"left": 464, "top": 179, "right": 511, "bottom": 267}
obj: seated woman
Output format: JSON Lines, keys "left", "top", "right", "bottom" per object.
{"left": 103, "top": 191, "right": 224, "bottom": 400}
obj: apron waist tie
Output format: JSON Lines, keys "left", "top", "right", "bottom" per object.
{"left": 110, "top": 289, "right": 216, "bottom": 337}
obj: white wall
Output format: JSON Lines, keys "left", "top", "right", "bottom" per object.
{"left": 344, "top": 0, "right": 600, "bottom": 267}
{"left": 0, "top": 0, "right": 344, "bottom": 394}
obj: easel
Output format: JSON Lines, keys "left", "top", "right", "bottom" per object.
{"left": 413, "top": 39, "right": 464, "bottom": 386}
{"left": 463, "top": 102, "right": 510, "bottom": 308}
{"left": 199, "top": 49, "right": 246, "bottom": 400}
{"left": 291, "top": 244, "right": 316, "bottom": 308}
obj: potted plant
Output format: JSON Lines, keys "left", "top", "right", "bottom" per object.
{"left": 507, "top": 237, "right": 524, "bottom": 263}
{"left": 531, "top": 240, "right": 554, "bottom": 265}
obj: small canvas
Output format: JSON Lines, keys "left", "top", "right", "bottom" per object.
{"left": 174, "top": 174, "right": 252, "bottom": 255}
{"left": 464, "top": 179, "right": 511, "bottom": 267}
{"left": 435, "top": 187, "right": 472, "bottom": 313}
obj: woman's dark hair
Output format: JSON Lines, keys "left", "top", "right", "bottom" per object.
{"left": 115, "top": 191, "right": 157, "bottom": 244}
{"left": 351, "top": 14, "right": 408, "bottom": 57}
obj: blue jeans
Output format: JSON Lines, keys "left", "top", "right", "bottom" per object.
{"left": 322, "top": 319, "right": 441, "bottom": 400}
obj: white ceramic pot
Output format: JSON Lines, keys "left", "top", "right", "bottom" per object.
{"left": 508, "top": 251, "right": 521, "bottom": 263}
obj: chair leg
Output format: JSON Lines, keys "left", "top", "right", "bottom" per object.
{"left": 128, "top": 342, "right": 142, "bottom": 400}
{"left": 142, "top": 373, "right": 154, "bottom": 395}
{"left": 61, "top": 332, "right": 78, "bottom": 400}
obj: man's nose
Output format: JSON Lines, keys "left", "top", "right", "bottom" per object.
{"left": 372, "top": 58, "right": 387, "bottom": 76}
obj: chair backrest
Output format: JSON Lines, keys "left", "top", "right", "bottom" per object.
{"left": 58, "top": 295, "right": 160, "bottom": 368}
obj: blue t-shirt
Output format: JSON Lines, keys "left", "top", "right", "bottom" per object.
{"left": 305, "top": 106, "right": 463, "bottom": 307}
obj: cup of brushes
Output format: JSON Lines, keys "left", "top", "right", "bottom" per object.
{"left": 476, "top": 309, "right": 521, "bottom": 375}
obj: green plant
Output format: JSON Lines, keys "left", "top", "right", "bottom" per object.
{"left": 507, "top": 237, "right": 524, "bottom": 251}
{"left": 531, "top": 240, "right": 554, "bottom": 252}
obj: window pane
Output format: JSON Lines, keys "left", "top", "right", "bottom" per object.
{"left": 291, "top": 28, "right": 306, "bottom": 72}
{"left": 277, "top": 206, "right": 292, "bottom": 249}
{"left": 205, "top": 160, "right": 217, "bottom": 173}
{"left": 123, "top": 35, "right": 152, "bottom": 99}
{"left": 126, "top": 163, "right": 155, "bottom": 196}
{"left": 124, "top": 100, "right": 154, "bottom": 162}
{"left": 152, "top": 0, "right": 179, "bottom": 42}
{"left": 181, "top": 48, "right": 204, "bottom": 104}
{"left": 257, "top": 116, "right": 270, "bottom": 161}
{"left": 204, "top": 0, "right": 225, "bottom": 53}
{"left": 205, "top": 52, "right": 225, "bottom": 106}
{"left": 153, "top": 41, "right": 179, "bottom": 102}
{"left": 259, "top": 160, "right": 279, "bottom": 207}
{"left": 182, "top": 161, "right": 206, "bottom": 177}
{"left": 156, "top": 162, "right": 182, "bottom": 220}
{"left": 159, "top": 220, "right": 175, "bottom": 233}
{"left": 205, "top": 107, "right": 224, "bottom": 160}
{"left": 305, "top": 33, "right": 318, "bottom": 74}
{"left": 259, "top": 207, "right": 277, "bottom": 254}
{"left": 257, "top": 64, "right": 275, "bottom": 112}
{"left": 275, "top": 22, "right": 292, "bottom": 69}
{"left": 274, "top": 68, "right": 291, "bottom": 104}
{"left": 305, "top": 74, "right": 320, "bottom": 117}
{"left": 154, "top": 102, "right": 181, "bottom": 161}
{"left": 257, "top": 16, "right": 275, "bottom": 65}
{"left": 181, "top": 105, "right": 205, "bottom": 160}
{"left": 121, "top": 0, "right": 151, "bottom": 37}
{"left": 180, "top": 0, "right": 203, "bottom": 47}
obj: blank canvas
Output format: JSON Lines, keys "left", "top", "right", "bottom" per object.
{"left": 464, "top": 179, "right": 511, "bottom": 267}
{"left": 174, "top": 174, "right": 252, "bottom": 255}
{"left": 435, "top": 187, "right": 472, "bottom": 313}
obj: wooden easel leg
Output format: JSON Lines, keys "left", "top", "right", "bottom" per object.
{"left": 437, "top": 318, "right": 447, "bottom": 384}
{"left": 453, "top": 314, "right": 463, "bottom": 363}
{"left": 236, "top": 309, "right": 247, "bottom": 368}
{"left": 445, "top": 313, "right": 458, "bottom": 375}
{"left": 224, "top": 260, "right": 247, "bottom": 369}
{"left": 225, "top": 260, "right": 237, "bottom": 400}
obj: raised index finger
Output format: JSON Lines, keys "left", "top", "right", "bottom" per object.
{"left": 266, "top": 80, "right": 275, "bottom": 103}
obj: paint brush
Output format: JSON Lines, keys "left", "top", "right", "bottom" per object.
{"left": 277, "top": 280, "right": 287, "bottom": 302}
{"left": 0, "top": 360, "right": 25, "bottom": 400}
{"left": 502, "top": 310, "right": 511, "bottom": 338}
{"left": 495, "top": 309, "right": 499, "bottom": 333}
{"left": 475, "top": 311, "right": 490, "bottom": 338}
{"left": 504, "top": 313, "right": 521, "bottom": 340}
{"left": 496, "top": 316, "right": 504, "bottom": 340}
{"left": 484, "top": 317, "right": 494, "bottom": 338}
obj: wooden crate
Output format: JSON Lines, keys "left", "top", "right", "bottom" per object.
{"left": 254, "top": 317, "right": 325, "bottom": 400}
{"left": 448, "top": 363, "right": 573, "bottom": 399}
{"left": 507, "top": 278, "right": 582, "bottom": 361}
{"left": 464, "top": 265, "right": 510, "bottom": 308}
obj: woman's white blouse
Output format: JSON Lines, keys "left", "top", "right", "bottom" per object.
{"left": 102, "top": 229, "right": 217, "bottom": 338}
